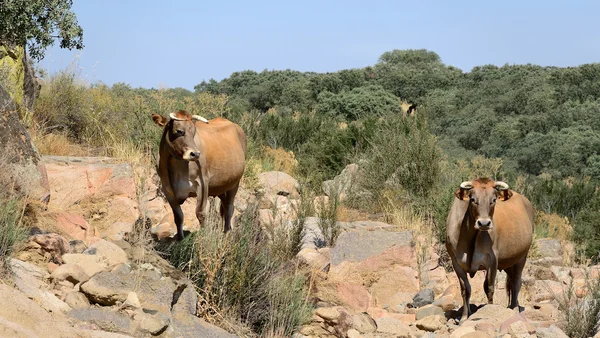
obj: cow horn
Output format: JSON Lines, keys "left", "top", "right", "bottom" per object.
{"left": 460, "top": 181, "right": 473, "bottom": 190}
{"left": 191, "top": 115, "right": 209, "bottom": 124}
{"left": 495, "top": 181, "right": 509, "bottom": 190}
{"left": 169, "top": 112, "right": 186, "bottom": 121}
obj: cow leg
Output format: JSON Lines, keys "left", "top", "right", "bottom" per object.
{"left": 195, "top": 176, "right": 209, "bottom": 230}
{"left": 220, "top": 183, "right": 239, "bottom": 233}
{"left": 451, "top": 257, "right": 472, "bottom": 322}
{"left": 165, "top": 193, "right": 185, "bottom": 241}
{"left": 505, "top": 266, "right": 514, "bottom": 307}
{"left": 507, "top": 258, "right": 526, "bottom": 310}
{"left": 483, "top": 259, "right": 498, "bottom": 304}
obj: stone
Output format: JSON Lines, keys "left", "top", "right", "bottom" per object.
{"left": 330, "top": 230, "right": 414, "bottom": 266}
{"left": 123, "top": 291, "right": 141, "bottom": 309}
{"left": 134, "top": 311, "right": 169, "bottom": 335}
{"left": 322, "top": 163, "right": 359, "bottom": 201}
{"left": 346, "top": 328, "right": 362, "bottom": 338}
{"left": 84, "top": 239, "right": 128, "bottom": 268}
{"left": 62, "top": 253, "right": 105, "bottom": 277}
{"left": 371, "top": 266, "right": 419, "bottom": 307}
{"left": 53, "top": 212, "right": 101, "bottom": 245}
{"left": 433, "top": 295, "right": 458, "bottom": 311}
{"left": 64, "top": 291, "right": 90, "bottom": 309}
{"left": 25, "top": 233, "right": 70, "bottom": 263}
{"left": 68, "top": 308, "right": 134, "bottom": 335}
{"left": 416, "top": 304, "right": 445, "bottom": 320}
{"left": 416, "top": 314, "right": 446, "bottom": 332}
{"left": 507, "top": 320, "right": 536, "bottom": 337}
{"left": 413, "top": 288, "right": 435, "bottom": 308}
{"left": 499, "top": 313, "right": 531, "bottom": 334}
{"left": 258, "top": 171, "right": 300, "bottom": 198}
{"left": 315, "top": 307, "right": 342, "bottom": 322}
{"left": 528, "top": 280, "right": 565, "bottom": 302}
{"left": 374, "top": 317, "right": 411, "bottom": 336}
{"left": 80, "top": 271, "right": 130, "bottom": 306}
{"left": 336, "top": 282, "right": 371, "bottom": 312}
{"left": 535, "top": 238, "right": 563, "bottom": 258}
{"left": 450, "top": 326, "right": 476, "bottom": 338}
{"left": 51, "top": 263, "right": 90, "bottom": 284}
{"left": 351, "top": 313, "right": 377, "bottom": 333}
{"left": 461, "top": 333, "right": 491, "bottom": 338}
{"left": 0, "top": 84, "right": 50, "bottom": 202}
{"left": 536, "top": 324, "right": 569, "bottom": 338}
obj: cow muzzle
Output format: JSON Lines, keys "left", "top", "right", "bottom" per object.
{"left": 182, "top": 149, "right": 200, "bottom": 161}
{"left": 475, "top": 218, "right": 492, "bottom": 231}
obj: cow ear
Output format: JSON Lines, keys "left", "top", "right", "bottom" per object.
{"left": 152, "top": 113, "right": 167, "bottom": 127}
{"left": 497, "top": 189, "right": 513, "bottom": 201}
{"left": 455, "top": 188, "right": 471, "bottom": 201}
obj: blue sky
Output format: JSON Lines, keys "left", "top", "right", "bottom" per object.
{"left": 40, "top": 0, "right": 600, "bottom": 90}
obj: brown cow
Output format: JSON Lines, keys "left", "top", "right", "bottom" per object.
{"left": 446, "top": 178, "right": 533, "bottom": 322}
{"left": 152, "top": 110, "right": 246, "bottom": 240}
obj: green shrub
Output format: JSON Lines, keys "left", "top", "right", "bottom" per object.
{"left": 166, "top": 202, "right": 311, "bottom": 335}
{"left": 0, "top": 197, "right": 27, "bottom": 270}
{"left": 558, "top": 274, "right": 600, "bottom": 338}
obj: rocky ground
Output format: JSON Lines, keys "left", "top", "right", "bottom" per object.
{"left": 2, "top": 157, "right": 600, "bottom": 338}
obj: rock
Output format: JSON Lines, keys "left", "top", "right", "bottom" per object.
{"left": 371, "top": 266, "right": 419, "bottom": 307}
{"left": 413, "top": 288, "right": 435, "bottom": 308}
{"left": 433, "top": 295, "right": 458, "bottom": 311}
{"left": 536, "top": 324, "right": 568, "bottom": 338}
{"left": 68, "top": 308, "right": 135, "bottom": 335}
{"left": 51, "top": 263, "right": 90, "bottom": 284}
{"left": 415, "top": 314, "right": 446, "bottom": 332}
{"left": 499, "top": 313, "right": 532, "bottom": 334}
{"left": 315, "top": 307, "right": 342, "bottom": 322}
{"left": 507, "top": 320, "right": 536, "bottom": 337}
{"left": 43, "top": 156, "right": 140, "bottom": 240}
{"left": 84, "top": 239, "right": 128, "bottom": 268}
{"left": 169, "top": 311, "right": 236, "bottom": 337}
{"left": 134, "top": 311, "right": 169, "bottom": 335}
{"left": 69, "top": 240, "right": 87, "bottom": 253}
{"left": 351, "top": 313, "right": 377, "bottom": 333}
{"left": 123, "top": 291, "right": 141, "bottom": 309}
{"left": 461, "top": 332, "right": 491, "bottom": 338}
{"left": 301, "top": 217, "right": 326, "bottom": 250}
{"left": 346, "top": 328, "right": 362, "bottom": 338}
{"left": 336, "top": 282, "right": 371, "bottom": 312}
{"left": 374, "top": 317, "right": 411, "bottom": 336}
{"left": 62, "top": 253, "right": 105, "bottom": 277}
{"left": 64, "top": 291, "right": 90, "bottom": 309}
{"left": 322, "top": 163, "right": 358, "bottom": 202}
{"left": 54, "top": 213, "right": 101, "bottom": 245}
{"left": 24, "top": 233, "right": 70, "bottom": 263}
{"left": 330, "top": 230, "right": 415, "bottom": 266}
{"left": 416, "top": 304, "right": 445, "bottom": 320}
{"left": 535, "top": 238, "right": 563, "bottom": 258}
{"left": 528, "top": 280, "right": 565, "bottom": 302}
{"left": 462, "top": 305, "right": 517, "bottom": 330}
{"left": 258, "top": 171, "right": 300, "bottom": 198}
{"left": 0, "top": 84, "right": 50, "bottom": 202}
{"left": 297, "top": 248, "right": 330, "bottom": 271}
{"left": 80, "top": 271, "right": 130, "bottom": 306}
{"left": 450, "top": 326, "right": 476, "bottom": 338}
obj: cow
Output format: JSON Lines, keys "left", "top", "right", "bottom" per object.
{"left": 445, "top": 178, "right": 533, "bottom": 322}
{"left": 151, "top": 110, "right": 247, "bottom": 240}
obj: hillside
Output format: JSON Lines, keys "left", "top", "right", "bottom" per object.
{"left": 1, "top": 48, "right": 600, "bottom": 337}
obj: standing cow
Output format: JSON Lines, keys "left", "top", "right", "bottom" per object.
{"left": 152, "top": 110, "right": 247, "bottom": 240}
{"left": 446, "top": 178, "right": 533, "bottom": 322}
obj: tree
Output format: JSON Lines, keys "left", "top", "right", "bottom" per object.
{"left": 0, "top": 0, "right": 83, "bottom": 60}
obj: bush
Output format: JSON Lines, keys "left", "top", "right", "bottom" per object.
{"left": 558, "top": 274, "right": 600, "bottom": 338}
{"left": 166, "top": 202, "right": 311, "bottom": 335}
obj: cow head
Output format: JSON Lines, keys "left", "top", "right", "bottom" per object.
{"left": 455, "top": 178, "right": 513, "bottom": 231}
{"left": 151, "top": 110, "right": 209, "bottom": 161}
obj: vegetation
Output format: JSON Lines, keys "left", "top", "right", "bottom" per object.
{"left": 0, "top": 0, "right": 84, "bottom": 60}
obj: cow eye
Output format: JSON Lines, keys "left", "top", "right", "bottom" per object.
{"left": 175, "top": 129, "right": 185, "bottom": 136}
{"left": 492, "top": 198, "right": 497, "bottom": 204}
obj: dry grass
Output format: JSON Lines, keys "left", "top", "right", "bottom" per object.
{"left": 262, "top": 147, "right": 298, "bottom": 175}
{"left": 31, "top": 131, "right": 91, "bottom": 156}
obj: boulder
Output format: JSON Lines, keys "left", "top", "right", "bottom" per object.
{"left": 68, "top": 308, "right": 135, "bottom": 335}
{"left": 416, "top": 304, "right": 445, "bottom": 320}
{"left": 258, "top": 171, "right": 299, "bottom": 198}
{"left": 51, "top": 263, "right": 90, "bottom": 284}
{"left": 535, "top": 238, "right": 563, "bottom": 258}
{"left": 64, "top": 291, "right": 90, "bottom": 309}
{"left": 134, "top": 311, "right": 170, "bottom": 335}
{"left": 330, "top": 230, "right": 415, "bottom": 266}
{"left": 351, "top": 313, "right": 377, "bottom": 333}
{"left": 83, "top": 239, "right": 128, "bottom": 268}
{"left": 0, "top": 84, "right": 50, "bottom": 202}
{"left": 413, "top": 288, "right": 435, "bottom": 308}
{"left": 415, "top": 314, "right": 446, "bottom": 332}
{"left": 374, "top": 317, "right": 411, "bottom": 336}
{"left": 322, "top": 163, "right": 358, "bottom": 201}
{"left": 535, "top": 324, "right": 569, "bottom": 338}
{"left": 62, "top": 253, "right": 106, "bottom": 277}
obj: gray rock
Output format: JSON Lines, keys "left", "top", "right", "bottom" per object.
{"left": 352, "top": 313, "right": 377, "bottom": 333}
{"left": 135, "top": 310, "right": 170, "bottom": 335}
{"left": 80, "top": 271, "right": 130, "bottom": 306}
{"left": 84, "top": 239, "right": 128, "bottom": 268}
{"left": 64, "top": 291, "right": 90, "bottom": 309}
{"left": 169, "top": 311, "right": 236, "bottom": 338}
{"left": 413, "top": 288, "right": 435, "bottom": 308}
{"left": 258, "top": 171, "right": 299, "bottom": 198}
{"left": 331, "top": 230, "right": 414, "bottom": 265}
{"left": 374, "top": 317, "right": 411, "bottom": 336}
{"left": 322, "top": 163, "right": 358, "bottom": 201}
{"left": 68, "top": 308, "right": 134, "bottom": 335}
{"left": 535, "top": 238, "right": 563, "bottom": 258}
